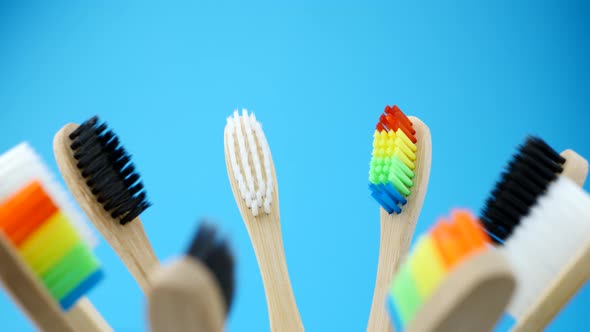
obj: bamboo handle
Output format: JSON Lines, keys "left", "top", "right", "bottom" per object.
{"left": 246, "top": 213, "right": 304, "bottom": 332}
{"left": 407, "top": 250, "right": 515, "bottom": 332}
{"left": 0, "top": 233, "right": 76, "bottom": 332}
{"left": 148, "top": 258, "right": 225, "bottom": 332}
{"left": 367, "top": 117, "right": 432, "bottom": 332}
{"left": 511, "top": 238, "right": 590, "bottom": 331}
{"left": 561, "top": 149, "right": 588, "bottom": 187}
{"left": 65, "top": 298, "right": 113, "bottom": 332}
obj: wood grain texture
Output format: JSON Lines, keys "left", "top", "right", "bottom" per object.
{"left": 367, "top": 116, "right": 432, "bottom": 332}
{"left": 54, "top": 123, "right": 159, "bottom": 294}
{"left": 407, "top": 250, "right": 515, "bottom": 332}
{"left": 148, "top": 258, "right": 225, "bottom": 332}
{"left": 0, "top": 232, "right": 76, "bottom": 332}
{"left": 509, "top": 150, "right": 589, "bottom": 332}
{"left": 224, "top": 126, "right": 304, "bottom": 332}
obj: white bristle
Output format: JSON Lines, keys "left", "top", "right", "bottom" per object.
{"left": 503, "top": 176, "right": 590, "bottom": 318}
{"left": 0, "top": 142, "right": 98, "bottom": 248}
{"left": 226, "top": 117, "right": 248, "bottom": 207}
{"left": 225, "top": 109, "right": 274, "bottom": 216}
{"left": 251, "top": 116, "right": 273, "bottom": 214}
{"left": 242, "top": 109, "right": 264, "bottom": 210}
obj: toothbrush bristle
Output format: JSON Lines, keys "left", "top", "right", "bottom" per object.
{"left": 69, "top": 116, "right": 151, "bottom": 225}
{"left": 480, "top": 136, "right": 565, "bottom": 243}
{"left": 186, "top": 221, "right": 235, "bottom": 313}
{"left": 0, "top": 143, "right": 96, "bottom": 247}
{"left": 0, "top": 181, "right": 102, "bottom": 310}
{"left": 388, "top": 210, "right": 490, "bottom": 329}
{"left": 225, "top": 109, "right": 273, "bottom": 217}
{"left": 369, "top": 105, "right": 418, "bottom": 214}
{"left": 503, "top": 176, "right": 590, "bottom": 317}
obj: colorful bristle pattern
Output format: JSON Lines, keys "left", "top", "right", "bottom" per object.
{"left": 387, "top": 210, "right": 491, "bottom": 330}
{"left": 480, "top": 136, "right": 565, "bottom": 243}
{"left": 225, "top": 109, "right": 273, "bottom": 217}
{"left": 0, "top": 180, "right": 103, "bottom": 310}
{"left": 69, "top": 116, "right": 152, "bottom": 225}
{"left": 500, "top": 176, "right": 590, "bottom": 317}
{"left": 369, "top": 105, "right": 418, "bottom": 214}
{"left": 0, "top": 143, "right": 96, "bottom": 247}
{"left": 187, "top": 222, "right": 235, "bottom": 313}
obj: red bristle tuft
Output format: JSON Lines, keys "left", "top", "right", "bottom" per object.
{"left": 376, "top": 105, "right": 418, "bottom": 143}
{"left": 389, "top": 105, "right": 415, "bottom": 135}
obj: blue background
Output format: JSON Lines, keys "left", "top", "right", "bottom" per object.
{"left": 1, "top": 1, "right": 589, "bottom": 331}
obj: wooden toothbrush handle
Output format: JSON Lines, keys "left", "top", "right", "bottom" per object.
{"left": 510, "top": 239, "right": 590, "bottom": 332}
{"left": 367, "top": 210, "right": 417, "bottom": 332}
{"left": 105, "top": 219, "right": 159, "bottom": 294}
{"left": 247, "top": 214, "right": 304, "bottom": 332}
{"left": 65, "top": 298, "right": 113, "bottom": 332}
{"left": 0, "top": 233, "right": 76, "bottom": 332}
{"left": 561, "top": 149, "right": 588, "bottom": 187}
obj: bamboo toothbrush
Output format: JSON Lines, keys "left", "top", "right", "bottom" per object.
{"left": 53, "top": 116, "right": 158, "bottom": 293}
{"left": 0, "top": 143, "right": 110, "bottom": 332}
{"left": 367, "top": 105, "right": 432, "bottom": 332}
{"left": 148, "top": 222, "right": 235, "bottom": 332}
{"left": 480, "top": 136, "right": 590, "bottom": 331}
{"left": 224, "top": 109, "right": 304, "bottom": 331}
{"left": 387, "top": 210, "right": 515, "bottom": 332}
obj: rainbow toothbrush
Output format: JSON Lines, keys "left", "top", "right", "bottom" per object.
{"left": 0, "top": 143, "right": 109, "bottom": 332}
{"left": 388, "top": 210, "right": 515, "bottom": 332}
{"left": 367, "top": 105, "right": 432, "bottom": 332}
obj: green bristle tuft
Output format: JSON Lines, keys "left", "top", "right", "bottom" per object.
{"left": 390, "top": 262, "right": 422, "bottom": 325}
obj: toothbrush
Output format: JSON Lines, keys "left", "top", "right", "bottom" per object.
{"left": 480, "top": 136, "right": 590, "bottom": 331}
{"left": 367, "top": 105, "right": 432, "bottom": 332}
{"left": 53, "top": 116, "right": 158, "bottom": 293}
{"left": 224, "top": 109, "right": 304, "bottom": 331}
{"left": 387, "top": 210, "right": 515, "bottom": 332}
{"left": 0, "top": 182, "right": 106, "bottom": 332}
{"left": 148, "top": 222, "right": 235, "bottom": 332}
{"left": 0, "top": 143, "right": 111, "bottom": 332}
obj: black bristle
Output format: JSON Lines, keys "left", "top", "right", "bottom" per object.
{"left": 186, "top": 222, "right": 235, "bottom": 314}
{"left": 69, "top": 116, "right": 151, "bottom": 225}
{"left": 480, "top": 136, "right": 565, "bottom": 244}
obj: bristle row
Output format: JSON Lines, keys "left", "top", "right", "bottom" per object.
{"left": 503, "top": 176, "right": 590, "bottom": 317}
{"left": 0, "top": 143, "right": 96, "bottom": 247}
{"left": 481, "top": 136, "right": 565, "bottom": 242}
{"left": 69, "top": 116, "right": 151, "bottom": 224}
{"left": 0, "top": 181, "right": 102, "bottom": 310}
{"left": 226, "top": 109, "right": 273, "bottom": 217}
{"left": 187, "top": 222, "right": 235, "bottom": 313}
{"left": 377, "top": 105, "right": 417, "bottom": 143}
{"left": 388, "top": 210, "right": 490, "bottom": 329}
{"left": 369, "top": 105, "right": 418, "bottom": 214}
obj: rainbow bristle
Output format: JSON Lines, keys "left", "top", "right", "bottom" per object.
{"left": 387, "top": 210, "right": 491, "bottom": 330}
{"left": 0, "top": 181, "right": 102, "bottom": 310}
{"left": 369, "top": 105, "right": 418, "bottom": 214}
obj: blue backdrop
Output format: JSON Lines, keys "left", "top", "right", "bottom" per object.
{"left": 1, "top": 1, "right": 589, "bottom": 331}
